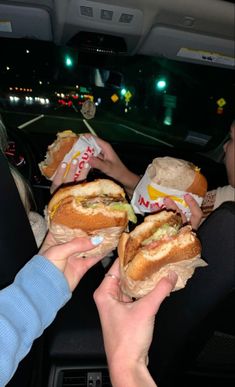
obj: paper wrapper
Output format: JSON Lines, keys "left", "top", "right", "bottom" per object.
{"left": 50, "top": 135, "right": 101, "bottom": 182}
{"left": 49, "top": 222, "right": 125, "bottom": 259}
{"left": 131, "top": 171, "right": 203, "bottom": 220}
{"left": 120, "top": 256, "right": 207, "bottom": 298}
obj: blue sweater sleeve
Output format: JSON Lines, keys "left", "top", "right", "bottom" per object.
{"left": 0, "top": 255, "right": 72, "bottom": 386}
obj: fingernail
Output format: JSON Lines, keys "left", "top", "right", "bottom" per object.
{"left": 61, "top": 162, "right": 67, "bottom": 169}
{"left": 72, "top": 159, "right": 78, "bottom": 165}
{"left": 90, "top": 235, "right": 104, "bottom": 245}
{"left": 167, "top": 271, "right": 178, "bottom": 284}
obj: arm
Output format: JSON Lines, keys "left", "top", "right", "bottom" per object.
{"left": 88, "top": 136, "right": 140, "bottom": 197}
{"left": 50, "top": 135, "right": 140, "bottom": 197}
{"left": 0, "top": 232, "right": 103, "bottom": 386}
{"left": 110, "top": 362, "right": 157, "bottom": 387}
{"left": 0, "top": 255, "right": 70, "bottom": 385}
{"left": 94, "top": 259, "right": 177, "bottom": 387}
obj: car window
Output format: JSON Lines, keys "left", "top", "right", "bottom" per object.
{"left": 0, "top": 38, "right": 233, "bottom": 152}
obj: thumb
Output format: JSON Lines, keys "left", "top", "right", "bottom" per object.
{"left": 44, "top": 236, "right": 103, "bottom": 264}
{"left": 139, "top": 271, "right": 178, "bottom": 316}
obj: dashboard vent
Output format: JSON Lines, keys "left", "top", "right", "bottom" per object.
{"left": 50, "top": 367, "right": 112, "bottom": 387}
{"left": 62, "top": 369, "right": 111, "bottom": 386}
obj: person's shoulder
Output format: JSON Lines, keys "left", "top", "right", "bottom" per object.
{"left": 216, "top": 185, "right": 235, "bottom": 196}
{"left": 214, "top": 185, "right": 235, "bottom": 210}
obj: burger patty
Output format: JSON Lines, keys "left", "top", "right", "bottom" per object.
{"left": 81, "top": 196, "right": 126, "bottom": 207}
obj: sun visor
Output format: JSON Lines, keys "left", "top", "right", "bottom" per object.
{"left": 0, "top": 3, "right": 52, "bottom": 41}
{"left": 140, "top": 26, "right": 235, "bottom": 68}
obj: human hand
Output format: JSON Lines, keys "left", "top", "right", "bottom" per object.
{"left": 39, "top": 232, "right": 104, "bottom": 291}
{"left": 50, "top": 134, "right": 140, "bottom": 196}
{"left": 83, "top": 134, "right": 140, "bottom": 197}
{"left": 94, "top": 259, "right": 177, "bottom": 386}
{"left": 50, "top": 159, "right": 90, "bottom": 194}
{"left": 164, "top": 193, "right": 203, "bottom": 229}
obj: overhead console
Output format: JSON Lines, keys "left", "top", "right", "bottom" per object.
{"left": 67, "top": 31, "right": 127, "bottom": 54}
{"left": 61, "top": 0, "right": 144, "bottom": 54}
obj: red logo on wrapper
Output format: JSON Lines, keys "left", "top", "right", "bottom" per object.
{"left": 138, "top": 195, "right": 165, "bottom": 211}
{"left": 61, "top": 135, "right": 101, "bottom": 183}
{"left": 73, "top": 146, "right": 95, "bottom": 181}
{"left": 131, "top": 172, "right": 203, "bottom": 220}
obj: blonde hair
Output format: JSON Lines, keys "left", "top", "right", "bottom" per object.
{"left": 10, "top": 165, "right": 34, "bottom": 214}
{"left": 0, "top": 114, "right": 35, "bottom": 214}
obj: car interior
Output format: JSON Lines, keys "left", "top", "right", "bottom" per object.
{"left": 0, "top": 0, "right": 234, "bottom": 386}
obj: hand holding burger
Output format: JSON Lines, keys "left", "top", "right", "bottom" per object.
{"left": 118, "top": 209, "right": 207, "bottom": 298}
{"left": 131, "top": 156, "right": 208, "bottom": 219}
{"left": 39, "top": 130, "right": 101, "bottom": 193}
{"left": 46, "top": 179, "right": 137, "bottom": 259}
{"left": 39, "top": 130, "right": 78, "bottom": 180}
{"left": 94, "top": 258, "right": 178, "bottom": 387}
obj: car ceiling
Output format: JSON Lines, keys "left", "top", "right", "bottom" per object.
{"left": 0, "top": 0, "right": 234, "bottom": 68}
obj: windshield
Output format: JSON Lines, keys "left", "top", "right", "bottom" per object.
{"left": 0, "top": 38, "right": 233, "bottom": 151}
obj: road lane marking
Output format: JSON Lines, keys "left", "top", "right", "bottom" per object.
{"left": 119, "top": 124, "right": 173, "bottom": 147}
{"left": 18, "top": 114, "right": 44, "bottom": 129}
{"left": 14, "top": 111, "right": 172, "bottom": 147}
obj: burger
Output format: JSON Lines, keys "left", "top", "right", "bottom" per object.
{"left": 131, "top": 156, "right": 208, "bottom": 217}
{"left": 147, "top": 156, "right": 208, "bottom": 197}
{"left": 39, "top": 130, "right": 78, "bottom": 179}
{"left": 46, "top": 179, "right": 137, "bottom": 258}
{"left": 118, "top": 210, "right": 207, "bottom": 298}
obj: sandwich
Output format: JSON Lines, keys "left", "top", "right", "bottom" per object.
{"left": 118, "top": 210, "right": 207, "bottom": 298}
{"left": 147, "top": 156, "right": 208, "bottom": 198}
{"left": 46, "top": 178, "right": 137, "bottom": 258}
{"left": 131, "top": 156, "right": 208, "bottom": 217}
{"left": 39, "top": 130, "right": 78, "bottom": 179}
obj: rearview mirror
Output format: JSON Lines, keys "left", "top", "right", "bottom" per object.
{"left": 82, "top": 66, "right": 124, "bottom": 89}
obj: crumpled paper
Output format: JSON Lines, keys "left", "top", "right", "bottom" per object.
{"left": 49, "top": 222, "right": 126, "bottom": 259}
{"left": 131, "top": 169, "right": 203, "bottom": 220}
{"left": 120, "top": 256, "right": 207, "bottom": 298}
{"left": 51, "top": 134, "right": 101, "bottom": 182}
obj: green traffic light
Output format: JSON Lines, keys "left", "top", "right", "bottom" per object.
{"left": 121, "top": 88, "right": 127, "bottom": 96}
{"left": 65, "top": 55, "right": 73, "bottom": 67}
{"left": 156, "top": 79, "right": 167, "bottom": 91}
